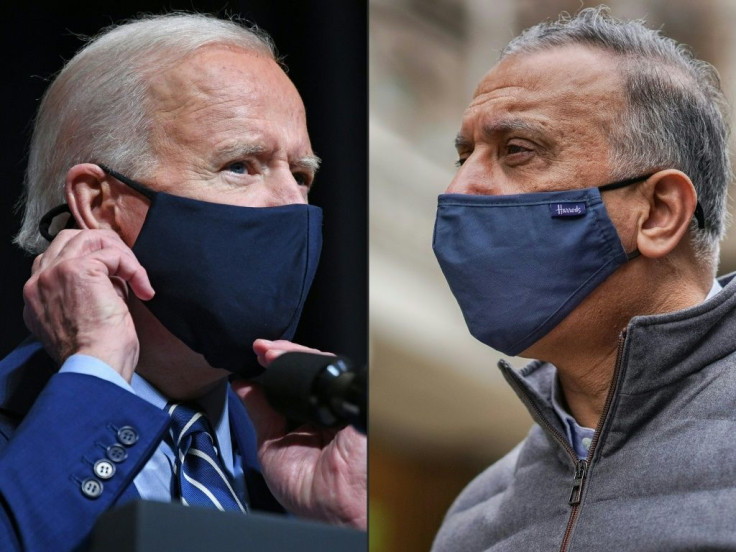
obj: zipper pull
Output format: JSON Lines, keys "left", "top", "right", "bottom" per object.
{"left": 568, "top": 459, "right": 588, "bottom": 506}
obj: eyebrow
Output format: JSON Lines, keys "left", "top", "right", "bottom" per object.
{"left": 219, "top": 143, "right": 269, "bottom": 159}
{"left": 455, "top": 118, "right": 549, "bottom": 150}
{"left": 217, "top": 144, "right": 321, "bottom": 173}
{"left": 294, "top": 154, "right": 322, "bottom": 174}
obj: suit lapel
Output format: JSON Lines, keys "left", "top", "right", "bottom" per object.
{"left": 227, "top": 387, "right": 285, "bottom": 513}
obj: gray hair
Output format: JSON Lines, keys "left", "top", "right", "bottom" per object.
{"left": 502, "top": 6, "right": 731, "bottom": 269}
{"left": 16, "top": 13, "right": 277, "bottom": 254}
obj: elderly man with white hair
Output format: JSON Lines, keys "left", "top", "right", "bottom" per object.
{"left": 0, "top": 13, "right": 365, "bottom": 551}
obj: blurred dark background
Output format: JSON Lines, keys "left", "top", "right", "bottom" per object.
{"left": 0, "top": 1, "right": 367, "bottom": 368}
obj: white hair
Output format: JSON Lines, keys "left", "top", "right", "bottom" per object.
{"left": 16, "top": 13, "right": 277, "bottom": 254}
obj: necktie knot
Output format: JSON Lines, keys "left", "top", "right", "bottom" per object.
{"left": 168, "top": 403, "right": 215, "bottom": 449}
{"left": 166, "top": 402, "right": 246, "bottom": 513}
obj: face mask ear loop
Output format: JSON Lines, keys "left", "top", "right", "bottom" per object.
{"left": 597, "top": 173, "right": 655, "bottom": 193}
{"left": 599, "top": 172, "right": 707, "bottom": 230}
{"left": 623, "top": 202, "right": 705, "bottom": 255}
{"left": 38, "top": 204, "right": 75, "bottom": 242}
{"left": 38, "top": 165, "right": 156, "bottom": 242}
{"left": 597, "top": 174, "right": 651, "bottom": 263}
{"left": 98, "top": 164, "right": 156, "bottom": 200}
{"left": 620, "top": 202, "right": 703, "bottom": 261}
{"left": 693, "top": 202, "right": 706, "bottom": 230}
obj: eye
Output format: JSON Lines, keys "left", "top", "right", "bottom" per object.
{"left": 502, "top": 141, "right": 536, "bottom": 167}
{"left": 226, "top": 161, "right": 248, "bottom": 174}
{"left": 293, "top": 171, "right": 313, "bottom": 189}
{"left": 506, "top": 144, "right": 531, "bottom": 155}
{"left": 454, "top": 151, "right": 471, "bottom": 168}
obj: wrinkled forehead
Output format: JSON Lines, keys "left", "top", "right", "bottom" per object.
{"left": 147, "top": 45, "right": 305, "bottom": 123}
{"left": 142, "top": 45, "right": 311, "bottom": 168}
{"left": 465, "top": 45, "right": 625, "bottom": 131}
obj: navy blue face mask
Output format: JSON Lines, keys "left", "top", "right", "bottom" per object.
{"left": 432, "top": 174, "right": 705, "bottom": 357}
{"left": 40, "top": 166, "right": 322, "bottom": 377}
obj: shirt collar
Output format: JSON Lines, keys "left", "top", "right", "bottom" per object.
{"left": 550, "top": 278, "right": 723, "bottom": 460}
{"left": 550, "top": 375, "right": 594, "bottom": 459}
{"left": 130, "top": 375, "right": 235, "bottom": 473}
{"left": 706, "top": 279, "right": 723, "bottom": 300}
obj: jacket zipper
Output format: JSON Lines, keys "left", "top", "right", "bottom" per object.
{"left": 568, "top": 459, "right": 588, "bottom": 505}
{"left": 558, "top": 331, "right": 627, "bottom": 552}
{"left": 499, "top": 362, "right": 585, "bottom": 544}
{"left": 559, "top": 459, "right": 587, "bottom": 552}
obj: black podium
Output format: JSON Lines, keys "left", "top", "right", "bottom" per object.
{"left": 91, "top": 500, "right": 367, "bottom": 551}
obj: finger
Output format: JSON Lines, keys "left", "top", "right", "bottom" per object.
{"left": 109, "top": 275, "right": 129, "bottom": 301}
{"left": 57, "top": 230, "right": 155, "bottom": 300}
{"left": 74, "top": 248, "right": 155, "bottom": 300}
{"left": 33, "top": 228, "right": 84, "bottom": 271}
{"left": 40, "top": 229, "right": 134, "bottom": 274}
{"left": 262, "top": 343, "right": 334, "bottom": 367}
{"left": 31, "top": 253, "right": 44, "bottom": 274}
{"left": 52, "top": 229, "right": 136, "bottom": 264}
{"left": 22, "top": 303, "right": 39, "bottom": 341}
{"left": 253, "top": 339, "right": 330, "bottom": 367}
{"left": 38, "top": 246, "right": 153, "bottom": 304}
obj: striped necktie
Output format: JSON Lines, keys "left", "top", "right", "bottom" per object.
{"left": 167, "top": 403, "right": 246, "bottom": 513}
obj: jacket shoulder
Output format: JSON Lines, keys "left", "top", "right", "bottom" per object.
{"left": 431, "top": 441, "right": 525, "bottom": 552}
{"left": 446, "top": 440, "right": 523, "bottom": 518}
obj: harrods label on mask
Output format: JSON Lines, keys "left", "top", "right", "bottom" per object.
{"left": 549, "top": 202, "right": 587, "bottom": 217}
{"left": 433, "top": 188, "right": 631, "bottom": 356}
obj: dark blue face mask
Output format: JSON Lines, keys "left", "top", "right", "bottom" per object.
{"left": 40, "top": 166, "right": 322, "bottom": 377}
{"left": 432, "top": 174, "right": 705, "bottom": 357}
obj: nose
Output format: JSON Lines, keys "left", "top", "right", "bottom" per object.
{"left": 445, "top": 156, "right": 498, "bottom": 196}
{"left": 446, "top": 170, "right": 470, "bottom": 195}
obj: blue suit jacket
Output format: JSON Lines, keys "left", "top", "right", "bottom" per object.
{"left": 0, "top": 338, "right": 284, "bottom": 551}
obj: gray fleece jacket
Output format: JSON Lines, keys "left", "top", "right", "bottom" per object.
{"left": 432, "top": 273, "right": 736, "bottom": 552}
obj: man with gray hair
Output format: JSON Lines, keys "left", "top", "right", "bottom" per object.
{"left": 432, "top": 6, "right": 736, "bottom": 550}
{"left": 0, "top": 13, "right": 365, "bottom": 551}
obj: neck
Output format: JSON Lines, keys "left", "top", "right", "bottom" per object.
{"left": 555, "top": 339, "right": 622, "bottom": 429}
{"left": 531, "top": 260, "right": 712, "bottom": 429}
{"left": 129, "top": 298, "right": 230, "bottom": 401}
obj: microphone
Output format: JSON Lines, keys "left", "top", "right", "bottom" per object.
{"left": 257, "top": 352, "right": 366, "bottom": 434}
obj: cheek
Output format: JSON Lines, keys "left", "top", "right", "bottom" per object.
{"left": 603, "top": 197, "right": 640, "bottom": 251}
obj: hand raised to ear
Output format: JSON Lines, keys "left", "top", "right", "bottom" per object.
{"left": 23, "top": 229, "right": 154, "bottom": 382}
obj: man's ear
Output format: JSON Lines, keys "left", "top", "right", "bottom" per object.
{"left": 65, "top": 163, "right": 120, "bottom": 232}
{"left": 636, "top": 169, "right": 698, "bottom": 259}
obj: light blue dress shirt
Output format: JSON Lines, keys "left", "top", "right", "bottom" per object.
{"left": 59, "top": 356, "right": 246, "bottom": 503}
{"left": 552, "top": 279, "right": 723, "bottom": 460}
